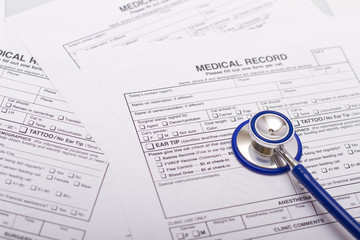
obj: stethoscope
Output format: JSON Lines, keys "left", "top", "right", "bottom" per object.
{"left": 232, "top": 110, "right": 360, "bottom": 239}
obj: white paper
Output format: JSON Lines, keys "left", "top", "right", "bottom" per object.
{"left": 0, "top": 21, "right": 130, "bottom": 240}
{"left": 79, "top": 20, "right": 360, "bottom": 239}
{"left": 6, "top": 0, "right": 327, "bottom": 144}
{"left": 8, "top": 0, "right": 282, "bottom": 64}
{"left": 5, "top": 1, "right": 347, "bottom": 239}
{"left": 327, "top": 0, "right": 360, "bottom": 17}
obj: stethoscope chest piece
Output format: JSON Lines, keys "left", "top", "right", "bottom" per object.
{"left": 232, "top": 111, "right": 302, "bottom": 174}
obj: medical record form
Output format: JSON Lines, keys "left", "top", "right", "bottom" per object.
{"left": 6, "top": 0, "right": 325, "bottom": 143}
{"left": 4, "top": 0, "right": 356, "bottom": 238}
{"left": 0, "top": 21, "right": 130, "bottom": 240}
{"left": 76, "top": 22, "right": 360, "bottom": 240}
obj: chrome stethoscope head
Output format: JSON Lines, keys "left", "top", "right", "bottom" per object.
{"left": 232, "top": 110, "right": 302, "bottom": 174}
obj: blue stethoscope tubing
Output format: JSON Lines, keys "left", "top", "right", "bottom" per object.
{"left": 292, "top": 164, "right": 360, "bottom": 239}
{"left": 232, "top": 111, "right": 360, "bottom": 239}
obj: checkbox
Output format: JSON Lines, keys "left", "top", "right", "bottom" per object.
{"left": 229, "top": 117, "right": 236, "bottom": 122}
{"left": 143, "top": 136, "right": 149, "bottom": 141}
{"left": 293, "top": 113, "right": 299, "bottom": 117}
{"left": 236, "top": 110, "right": 242, "bottom": 114}
{"left": 47, "top": 175, "right": 53, "bottom": 180}
{"left": 157, "top": 134, "right": 164, "bottom": 139}
{"left": 49, "top": 168, "right": 56, "bottom": 173}
{"left": 348, "top": 150, "right": 354, "bottom": 155}
{"left": 263, "top": 106, "right": 268, "bottom": 110}
{"left": 68, "top": 173, "right": 74, "bottom": 178}
{"left": 212, "top": 113, "right": 218, "bottom": 118}
{"left": 162, "top": 121, "right": 168, "bottom": 126}
{"left": 139, "top": 125, "right": 145, "bottom": 129}
{"left": 58, "top": 115, "right": 64, "bottom": 120}
{"left": 344, "top": 164, "right": 350, "bottom": 169}
{"left": 28, "top": 120, "right": 34, "bottom": 125}
{"left": 177, "top": 233, "right": 185, "bottom": 240}
{"left": 70, "top": 210, "right": 77, "bottom": 216}
{"left": 50, "top": 125, "right": 56, "bottom": 131}
{"left": 146, "top": 143, "right": 154, "bottom": 150}
{"left": 154, "top": 157, "right": 161, "bottom": 161}
{"left": 55, "top": 191, "right": 62, "bottom": 197}
{"left": 74, "top": 181, "right": 80, "bottom": 186}
{"left": 172, "top": 132, "right": 179, "bottom": 136}
{"left": 345, "top": 104, "right": 351, "bottom": 109}
{"left": 313, "top": 109, "right": 319, "bottom": 114}
{"left": 86, "top": 134, "right": 92, "bottom": 139}
{"left": 160, "top": 174, "right": 167, "bottom": 179}
{"left": 293, "top": 120, "right": 300, "bottom": 127}
{"left": 158, "top": 168, "right": 165, "bottom": 173}
{"left": 192, "top": 230, "right": 200, "bottom": 237}
{"left": 311, "top": 98, "right": 317, "bottom": 103}
{"left": 51, "top": 205, "right": 58, "bottom": 210}
{"left": 5, "top": 179, "right": 11, "bottom": 184}
{"left": 156, "top": 162, "right": 163, "bottom": 167}
{"left": 344, "top": 144, "right": 351, "bottom": 149}
{"left": 30, "top": 185, "right": 37, "bottom": 191}
{"left": 247, "top": 115, "right": 252, "bottom": 119}
{"left": 19, "top": 126, "right": 28, "bottom": 133}
{"left": 1, "top": 108, "right": 7, "bottom": 113}
{"left": 5, "top": 103, "right": 12, "bottom": 107}
{"left": 321, "top": 168, "right": 328, "bottom": 173}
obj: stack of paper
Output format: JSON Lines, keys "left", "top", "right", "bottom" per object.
{"left": 0, "top": 20, "right": 131, "bottom": 239}
{"left": 1, "top": 0, "right": 360, "bottom": 239}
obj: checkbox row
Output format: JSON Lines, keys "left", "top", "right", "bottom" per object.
{"left": 214, "top": 113, "right": 252, "bottom": 119}
{"left": 139, "top": 121, "right": 169, "bottom": 130}
{"left": 293, "top": 111, "right": 323, "bottom": 116}
{"left": 47, "top": 173, "right": 75, "bottom": 179}
{"left": 143, "top": 132, "right": 180, "bottom": 141}
{"left": 24, "top": 125, "right": 57, "bottom": 131}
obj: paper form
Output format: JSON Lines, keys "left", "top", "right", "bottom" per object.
{"left": 0, "top": 21, "right": 130, "bottom": 240}
{"left": 6, "top": 0, "right": 326, "bottom": 143}
{"left": 14, "top": 0, "right": 280, "bottom": 65}
{"left": 76, "top": 21, "right": 360, "bottom": 239}
{"left": 4, "top": 1, "right": 344, "bottom": 239}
